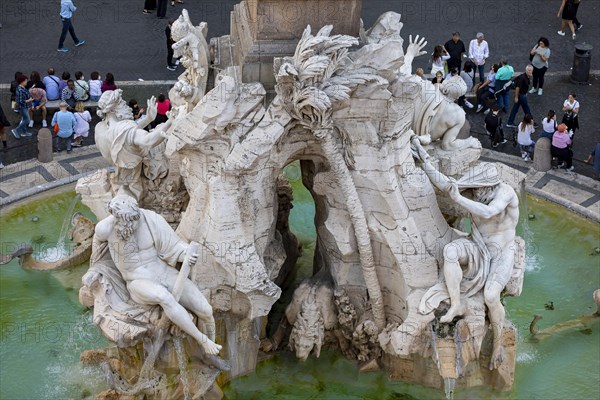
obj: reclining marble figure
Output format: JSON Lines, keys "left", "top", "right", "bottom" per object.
{"left": 412, "top": 138, "right": 519, "bottom": 370}
{"left": 82, "top": 194, "right": 221, "bottom": 355}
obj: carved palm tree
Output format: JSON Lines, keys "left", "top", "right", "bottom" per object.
{"left": 275, "top": 26, "right": 387, "bottom": 330}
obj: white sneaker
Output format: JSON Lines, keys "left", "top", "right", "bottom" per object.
{"left": 557, "top": 30, "right": 565, "bottom": 36}
{"left": 521, "top": 152, "right": 527, "bottom": 159}
{"left": 28, "top": 121, "right": 34, "bottom": 128}
{"left": 528, "top": 88, "right": 536, "bottom": 94}
{"left": 0, "top": 162, "right": 4, "bottom": 169}
{"left": 524, "top": 156, "right": 532, "bottom": 162}
{"left": 538, "top": 88, "right": 543, "bottom": 96}
{"left": 476, "top": 104, "right": 483, "bottom": 112}
{"left": 484, "top": 108, "right": 491, "bottom": 115}
{"left": 464, "top": 100, "right": 474, "bottom": 109}
{"left": 573, "top": 33, "right": 577, "bottom": 40}
{"left": 42, "top": 120, "right": 47, "bottom": 127}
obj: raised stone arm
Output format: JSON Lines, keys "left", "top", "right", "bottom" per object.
{"left": 133, "top": 120, "right": 171, "bottom": 149}
{"left": 448, "top": 183, "right": 512, "bottom": 219}
{"left": 399, "top": 35, "right": 427, "bottom": 76}
{"left": 410, "top": 136, "right": 452, "bottom": 191}
{"left": 136, "top": 96, "right": 157, "bottom": 129}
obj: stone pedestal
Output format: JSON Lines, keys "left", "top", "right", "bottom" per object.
{"left": 37, "top": 128, "right": 53, "bottom": 163}
{"left": 533, "top": 137, "right": 552, "bottom": 172}
{"left": 224, "top": 0, "right": 361, "bottom": 88}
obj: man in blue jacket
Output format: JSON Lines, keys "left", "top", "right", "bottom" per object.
{"left": 58, "top": 0, "right": 85, "bottom": 52}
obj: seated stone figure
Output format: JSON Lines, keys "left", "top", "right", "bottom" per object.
{"left": 411, "top": 138, "right": 519, "bottom": 370}
{"left": 95, "top": 90, "right": 170, "bottom": 200}
{"left": 81, "top": 194, "right": 221, "bottom": 355}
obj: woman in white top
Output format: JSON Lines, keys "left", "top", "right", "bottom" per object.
{"left": 561, "top": 93, "right": 580, "bottom": 135}
{"left": 73, "top": 102, "right": 92, "bottom": 147}
{"left": 541, "top": 109, "right": 557, "bottom": 139}
{"left": 517, "top": 114, "right": 535, "bottom": 161}
{"left": 430, "top": 45, "right": 450, "bottom": 75}
{"left": 88, "top": 71, "right": 102, "bottom": 102}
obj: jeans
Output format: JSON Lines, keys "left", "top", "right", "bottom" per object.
{"left": 58, "top": 18, "right": 79, "bottom": 48}
{"left": 477, "top": 64, "right": 485, "bottom": 83}
{"left": 16, "top": 106, "right": 30, "bottom": 135}
{"left": 495, "top": 79, "right": 510, "bottom": 110}
{"left": 157, "top": 0, "right": 167, "bottom": 17}
{"left": 508, "top": 94, "right": 532, "bottom": 125}
{"left": 532, "top": 66, "right": 548, "bottom": 89}
{"left": 55, "top": 134, "right": 73, "bottom": 152}
{"left": 520, "top": 142, "right": 535, "bottom": 158}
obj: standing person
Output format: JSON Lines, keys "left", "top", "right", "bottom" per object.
{"left": 517, "top": 114, "right": 535, "bottom": 162}
{"left": 57, "top": 0, "right": 85, "bottom": 52}
{"left": 0, "top": 104, "right": 10, "bottom": 168}
{"left": 529, "top": 38, "right": 551, "bottom": 96}
{"left": 12, "top": 75, "right": 34, "bottom": 139}
{"left": 153, "top": 94, "right": 170, "bottom": 127}
{"left": 43, "top": 68, "right": 61, "bottom": 101}
{"left": 143, "top": 0, "right": 156, "bottom": 14}
{"left": 51, "top": 102, "right": 77, "bottom": 153}
{"left": 28, "top": 86, "right": 48, "bottom": 128}
{"left": 89, "top": 72, "right": 102, "bottom": 101}
{"left": 469, "top": 32, "right": 489, "bottom": 84}
{"left": 484, "top": 106, "right": 505, "bottom": 148}
{"left": 494, "top": 58, "right": 514, "bottom": 113}
{"left": 551, "top": 123, "right": 573, "bottom": 170}
{"left": 430, "top": 45, "right": 450, "bottom": 76}
{"left": 562, "top": 93, "right": 580, "bottom": 136}
{"left": 10, "top": 72, "right": 23, "bottom": 112}
{"left": 101, "top": 73, "right": 118, "bottom": 92}
{"left": 157, "top": 0, "right": 168, "bottom": 19}
{"left": 73, "top": 102, "right": 91, "bottom": 147}
{"left": 476, "top": 64, "right": 499, "bottom": 114}
{"left": 74, "top": 71, "right": 90, "bottom": 102}
{"left": 506, "top": 65, "right": 534, "bottom": 128}
{"left": 166, "top": 19, "right": 177, "bottom": 71}
{"left": 444, "top": 32, "right": 466, "bottom": 72}
{"left": 557, "top": 0, "right": 577, "bottom": 40}
{"left": 541, "top": 110, "right": 558, "bottom": 139}
{"left": 458, "top": 62, "right": 475, "bottom": 109}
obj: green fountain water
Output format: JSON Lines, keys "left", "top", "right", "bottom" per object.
{"left": 0, "top": 179, "right": 598, "bottom": 399}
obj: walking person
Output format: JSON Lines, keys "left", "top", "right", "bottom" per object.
{"left": 166, "top": 19, "right": 177, "bottom": 71}
{"left": 573, "top": 0, "right": 583, "bottom": 30}
{"left": 143, "top": 0, "right": 156, "bottom": 14}
{"left": 444, "top": 32, "right": 466, "bottom": 72}
{"left": 157, "top": 0, "right": 168, "bottom": 19}
{"left": 12, "top": 75, "right": 34, "bottom": 139}
{"left": 469, "top": 32, "right": 489, "bottom": 84}
{"left": 506, "top": 65, "right": 534, "bottom": 128}
{"left": 585, "top": 142, "right": 600, "bottom": 179}
{"left": 529, "top": 37, "right": 551, "bottom": 96}
{"left": 484, "top": 106, "right": 506, "bottom": 148}
{"left": 57, "top": 0, "right": 85, "bottom": 52}
{"left": 557, "top": 0, "right": 577, "bottom": 40}
{"left": 51, "top": 102, "right": 77, "bottom": 153}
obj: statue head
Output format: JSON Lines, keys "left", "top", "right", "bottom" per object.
{"left": 289, "top": 295, "right": 325, "bottom": 361}
{"left": 456, "top": 163, "right": 501, "bottom": 204}
{"left": 107, "top": 195, "right": 141, "bottom": 240}
{"left": 97, "top": 89, "right": 133, "bottom": 121}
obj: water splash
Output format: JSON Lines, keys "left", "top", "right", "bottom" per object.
{"left": 444, "top": 377, "right": 456, "bottom": 400}
{"left": 173, "top": 336, "right": 191, "bottom": 400}
{"left": 37, "top": 194, "right": 81, "bottom": 262}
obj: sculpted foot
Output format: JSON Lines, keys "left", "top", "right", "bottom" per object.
{"left": 203, "top": 340, "right": 222, "bottom": 355}
{"left": 489, "top": 345, "right": 505, "bottom": 370}
{"left": 440, "top": 303, "right": 465, "bottom": 323}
